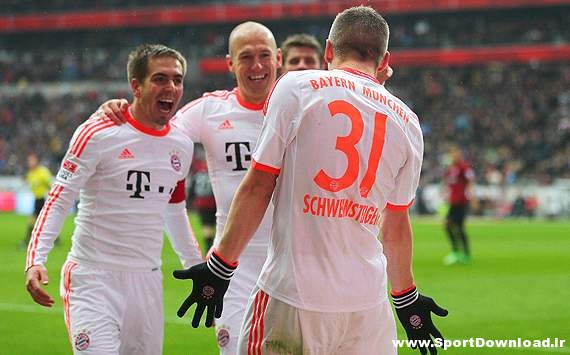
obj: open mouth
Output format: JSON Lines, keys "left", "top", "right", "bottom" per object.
{"left": 157, "top": 99, "right": 174, "bottom": 113}
{"left": 249, "top": 74, "right": 268, "bottom": 82}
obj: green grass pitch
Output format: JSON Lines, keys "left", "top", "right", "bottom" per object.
{"left": 0, "top": 212, "right": 568, "bottom": 354}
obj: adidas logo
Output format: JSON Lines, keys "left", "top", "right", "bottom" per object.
{"left": 218, "top": 119, "right": 233, "bottom": 130}
{"left": 118, "top": 148, "right": 134, "bottom": 159}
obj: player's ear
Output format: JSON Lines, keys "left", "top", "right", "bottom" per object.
{"left": 130, "top": 78, "right": 141, "bottom": 98}
{"left": 226, "top": 54, "right": 234, "bottom": 73}
{"left": 376, "top": 51, "right": 390, "bottom": 73}
{"left": 275, "top": 48, "right": 283, "bottom": 69}
{"left": 324, "top": 39, "right": 334, "bottom": 66}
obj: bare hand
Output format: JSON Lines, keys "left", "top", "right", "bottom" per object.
{"left": 98, "top": 99, "right": 129, "bottom": 124}
{"left": 377, "top": 65, "right": 394, "bottom": 85}
{"left": 26, "top": 265, "right": 54, "bottom": 307}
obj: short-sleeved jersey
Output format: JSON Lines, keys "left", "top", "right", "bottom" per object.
{"left": 252, "top": 68, "right": 424, "bottom": 312}
{"left": 27, "top": 165, "right": 52, "bottom": 199}
{"left": 445, "top": 159, "right": 474, "bottom": 205}
{"left": 26, "top": 110, "right": 194, "bottom": 271}
{"left": 173, "top": 88, "right": 273, "bottom": 251}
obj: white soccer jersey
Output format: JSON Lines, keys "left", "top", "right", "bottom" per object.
{"left": 26, "top": 109, "right": 199, "bottom": 271}
{"left": 173, "top": 88, "right": 273, "bottom": 250}
{"left": 252, "top": 68, "right": 424, "bottom": 312}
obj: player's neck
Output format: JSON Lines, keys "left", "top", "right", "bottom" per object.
{"left": 129, "top": 104, "right": 166, "bottom": 131}
{"left": 330, "top": 59, "right": 376, "bottom": 78}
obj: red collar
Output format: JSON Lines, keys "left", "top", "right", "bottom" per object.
{"left": 236, "top": 88, "right": 265, "bottom": 111}
{"left": 125, "top": 107, "right": 171, "bottom": 137}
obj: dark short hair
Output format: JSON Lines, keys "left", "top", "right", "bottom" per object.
{"left": 127, "top": 44, "right": 187, "bottom": 83}
{"left": 329, "top": 6, "right": 389, "bottom": 65}
{"left": 281, "top": 34, "right": 323, "bottom": 64}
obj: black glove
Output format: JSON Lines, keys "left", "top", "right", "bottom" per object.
{"left": 392, "top": 286, "right": 448, "bottom": 355}
{"left": 173, "top": 250, "right": 238, "bottom": 328}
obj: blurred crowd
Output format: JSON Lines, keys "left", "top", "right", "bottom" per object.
{"left": 0, "top": 6, "right": 569, "bottom": 186}
{"left": 1, "top": 7, "right": 568, "bottom": 83}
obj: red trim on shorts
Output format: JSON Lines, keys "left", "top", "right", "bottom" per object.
{"left": 251, "top": 160, "right": 280, "bottom": 176}
{"left": 62, "top": 261, "right": 77, "bottom": 345}
{"left": 169, "top": 180, "right": 186, "bottom": 203}
{"left": 248, "top": 290, "right": 269, "bottom": 355}
{"left": 385, "top": 200, "right": 414, "bottom": 212}
{"left": 390, "top": 283, "right": 417, "bottom": 297}
{"left": 26, "top": 184, "right": 64, "bottom": 270}
{"left": 236, "top": 89, "right": 265, "bottom": 111}
{"left": 125, "top": 108, "right": 171, "bottom": 137}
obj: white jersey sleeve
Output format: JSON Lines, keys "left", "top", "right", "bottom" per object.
{"left": 253, "top": 74, "right": 302, "bottom": 173}
{"left": 164, "top": 200, "right": 203, "bottom": 268}
{"left": 385, "top": 108, "right": 423, "bottom": 210}
{"left": 26, "top": 114, "right": 113, "bottom": 270}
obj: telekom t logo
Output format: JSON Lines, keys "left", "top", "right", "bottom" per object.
{"left": 126, "top": 170, "right": 151, "bottom": 198}
{"left": 225, "top": 142, "right": 251, "bottom": 171}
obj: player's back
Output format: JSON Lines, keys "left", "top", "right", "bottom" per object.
{"left": 256, "top": 68, "right": 423, "bottom": 312}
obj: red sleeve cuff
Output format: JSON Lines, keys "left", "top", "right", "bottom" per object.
{"left": 251, "top": 159, "right": 280, "bottom": 176}
{"left": 386, "top": 199, "right": 414, "bottom": 211}
{"left": 390, "top": 283, "right": 417, "bottom": 297}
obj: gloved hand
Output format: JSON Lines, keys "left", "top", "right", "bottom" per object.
{"left": 173, "top": 249, "right": 238, "bottom": 328}
{"left": 392, "top": 286, "right": 448, "bottom": 355}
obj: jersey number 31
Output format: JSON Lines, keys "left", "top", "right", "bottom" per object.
{"left": 314, "top": 100, "right": 387, "bottom": 198}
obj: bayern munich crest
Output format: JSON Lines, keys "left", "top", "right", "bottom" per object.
{"left": 217, "top": 327, "right": 230, "bottom": 347}
{"left": 202, "top": 285, "right": 215, "bottom": 299}
{"left": 170, "top": 152, "right": 181, "bottom": 172}
{"left": 410, "top": 314, "right": 423, "bottom": 329}
{"left": 74, "top": 331, "right": 90, "bottom": 351}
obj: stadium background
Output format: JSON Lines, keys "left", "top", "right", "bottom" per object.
{"left": 0, "top": 0, "right": 568, "bottom": 354}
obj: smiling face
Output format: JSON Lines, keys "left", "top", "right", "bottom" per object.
{"left": 131, "top": 56, "right": 184, "bottom": 129}
{"left": 282, "top": 46, "right": 322, "bottom": 74}
{"left": 227, "top": 23, "right": 281, "bottom": 105}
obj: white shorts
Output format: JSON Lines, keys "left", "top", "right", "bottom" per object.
{"left": 215, "top": 248, "right": 266, "bottom": 355}
{"left": 60, "top": 260, "right": 163, "bottom": 355}
{"left": 237, "top": 287, "right": 397, "bottom": 355}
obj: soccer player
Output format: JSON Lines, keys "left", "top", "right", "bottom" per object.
{"left": 25, "top": 44, "right": 203, "bottom": 355}
{"left": 20, "top": 152, "right": 52, "bottom": 249}
{"left": 280, "top": 33, "right": 324, "bottom": 74}
{"left": 176, "top": 6, "right": 448, "bottom": 355}
{"left": 443, "top": 144, "right": 475, "bottom": 265}
{"left": 98, "top": 22, "right": 283, "bottom": 355}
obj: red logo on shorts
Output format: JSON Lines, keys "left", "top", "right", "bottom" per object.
{"left": 217, "top": 327, "right": 230, "bottom": 347}
{"left": 75, "top": 332, "right": 90, "bottom": 351}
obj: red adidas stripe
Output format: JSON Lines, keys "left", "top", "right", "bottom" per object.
{"left": 26, "top": 184, "right": 64, "bottom": 270}
{"left": 69, "top": 115, "right": 107, "bottom": 155}
{"left": 74, "top": 121, "right": 116, "bottom": 158}
{"left": 248, "top": 290, "right": 269, "bottom": 355}
{"left": 62, "top": 261, "right": 77, "bottom": 344}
